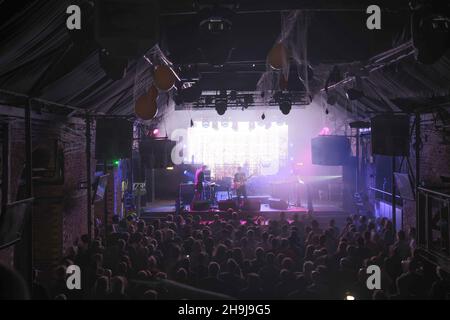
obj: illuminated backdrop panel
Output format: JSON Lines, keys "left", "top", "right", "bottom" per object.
{"left": 187, "top": 121, "right": 288, "bottom": 178}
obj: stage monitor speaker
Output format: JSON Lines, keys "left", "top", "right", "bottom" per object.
{"left": 179, "top": 183, "right": 195, "bottom": 205}
{"left": 311, "top": 135, "right": 350, "bottom": 166}
{"left": 191, "top": 200, "right": 210, "bottom": 211}
{"left": 371, "top": 115, "right": 410, "bottom": 156}
{"left": 95, "top": 0, "right": 159, "bottom": 58}
{"left": 95, "top": 119, "right": 133, "bottom": 160}
{"left": 140, "top": 138, "right": 177, "bottom": 169}
{"left": 218, "top": 200, "right": 238, "bottom": 211}
{"left": 242, "top": 199, "right": 261, "bottom": 212}
{"left": 268, "top": 198, "right": 288, "bottom": 210}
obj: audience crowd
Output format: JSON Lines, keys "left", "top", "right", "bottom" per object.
{"left": 5, "top": 210, "right": 450, "bottom": 299}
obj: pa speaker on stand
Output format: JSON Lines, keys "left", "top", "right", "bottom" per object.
{"left": 371, "top": 114, "right": 410, "bottom": 156}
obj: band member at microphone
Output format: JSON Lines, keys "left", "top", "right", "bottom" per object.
{"left": 194, "top": 165, "right": 207, "bottom": 201}
{"left": 234, "top": 166, "right": 247, "bottom": 204}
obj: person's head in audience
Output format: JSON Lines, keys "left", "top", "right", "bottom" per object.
{"left": 208, "top": 262, "right": 220, "bottom": 278}
{"left": 303, "top": 261, "right": 314, "bottom": 276}
{"left": 255, "top": 247, "right": 265, "bottom": 261}
{"left": 94, "top": 276, "right": 109, "bottom": 296}
{"left": 266, "top": 252, "right": 275, "bottom": 266}
{"left": 0, "top": 263, "right": 30, "bottom": 300}
{"left": 110, "top": 276, "right": 126, "bottom": 296}
{"left": 227, "top": 258, "right": 241, "bottom": 277}
{"left": 397, "top": 230, "right": 406, "bottom": 242}
{"left": 246, "top": 273, "right": 260, "bottom": 289}
{"left": 143, "top": 289, "right": 158, "bottom": 300}
{"left": 175, "top": 268, "right": 188, "bottom": 283}
{"left": 372, "top": 290, "right": 387, "bottom": 300}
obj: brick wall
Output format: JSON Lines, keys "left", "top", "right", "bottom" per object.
{"left": 404, "top": 114, "right": 450, "bottom": 229}
{"left": 385, "top": 114, "right": 450, "bottom": 230}
{"left": 364, "top": 113, "right": 450, "bottom": 231}
{"left": 0, "top": 117, "right": 96, "bottom": 270}
{"left": 94, "top": 166, "right": 120, "bottom": 232}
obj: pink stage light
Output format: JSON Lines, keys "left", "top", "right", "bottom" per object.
{"left": 319, "top": 127, "right": 331, "bottom": 135}
{"left": 152, "top": 128, "right": 160, "bottom": 136}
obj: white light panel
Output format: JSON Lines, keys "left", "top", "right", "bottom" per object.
{"left": 187, "top": 121, "right": 288, "bottom": 177}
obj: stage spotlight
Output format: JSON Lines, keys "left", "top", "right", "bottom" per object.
{"left": 324, "top": 65, "right": 342, "bottom": 92}
{"left": 179, "top": 82, "right": 202, "bottom": 103}
{"left": 198, "top": 7, "right": 235, "bottom": 66}
{"left": 152, "top": 128, "right": 159, "bottom": 136}
{"left": 173, "top": 94, "right": 183, "bottom": 106}
{"left": 205, "top": 95, "right": 214, "bottom": 105}
{"left": 215, "top": 99, "right": 227, "bottom": 115}
{"left": 326, "top": 92, "right": 337, "bottom": 105}
{"left": 279, "top": 99, "right": 292, "bottom": 115}
{"left": 243, "top": 94, "right": 253, "bottom": 109}
{"left": 319, "top": 127, "right": 331, "bottom": 135}
{"left": 411, "top": 5, "right": 450, "bottom": 64}
{"left": 345, "top": 88, "right": 364, "bottom": 101}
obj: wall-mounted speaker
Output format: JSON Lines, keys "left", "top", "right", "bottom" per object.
{"left": 95, "top": 119, "right": 133, "bottom": 160}
{"left": 95, "top": 0, "right": 159, "bottom": 58}
{"left": 140, "top": 138, "right": 177, "bottom": 169}
{"left": 371, "top": 115, "right": 410, "bottom": 156}
{"left": 311, "top": 135, "right": 350, "bottom": 166}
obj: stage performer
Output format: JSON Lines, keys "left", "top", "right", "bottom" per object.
{"left": 194, "top": 165, "right": 207, "bottom": 201}
{"left": 234, "top": 166, "right": 248, "bottom": 205}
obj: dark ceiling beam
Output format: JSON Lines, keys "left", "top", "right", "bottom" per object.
{"left": 0, "top": 104, "right": 85, "bottom": 124}
{"left": 160, "top": 0, "right": 411, "bottom": 16}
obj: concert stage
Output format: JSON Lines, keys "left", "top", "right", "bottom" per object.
{"left": 141, "top": 199, "right": 348, "bottom": 226}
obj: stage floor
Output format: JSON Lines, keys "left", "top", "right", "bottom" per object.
{"left": 141, "top": 199, "right": 348, "bottom": 226}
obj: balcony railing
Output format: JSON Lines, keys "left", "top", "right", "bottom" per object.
{"left": 417, "top": 187, "right": 450, "bottom": 258}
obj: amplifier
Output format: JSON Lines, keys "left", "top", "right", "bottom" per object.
{"left": 191, "top": 200, "right": 210, "bottom": 211}
{"left": 269, "top": 198, "right": 289, "bottom": 210}
{"left": 179, "top": 183, "right": 194, "bottom": 205}
{"left": 242, "top": 199, "right": 261, "bottom": 212}
{"left": 218, "top": 199, "right": 238, "bottom": 211}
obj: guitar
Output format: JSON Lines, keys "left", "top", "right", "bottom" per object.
{"left": 232, "top": 173, "right": 255, "bottom": 190}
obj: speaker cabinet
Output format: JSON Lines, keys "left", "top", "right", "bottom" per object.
{"left": 371, "top": 115, "right": 410, "bottom": 156}
{"left": 95, "top": 0, "right": 159, "bottom": 58}
{"left": 140, "top": 138, "right": 177, "bottom": 169}
{"left": 95, "top": 119, "right": 133, "bottom": 160}
{"left": 242, "top": 199, "right": 261, "bottom": 211}
{"left": 218, "top": 199, "right": 238, "bottom": 211}
{"left": 191, "top": 200, "right": 210, "bottom": 211}
{"left": 179, "top": 183, "right": 195, "bottom": 205}
{"left": 268, "top": 198, "right": 289, "bottom": 210}
{"left": 311, "top": 136, "right": 350, "bottom": 166}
